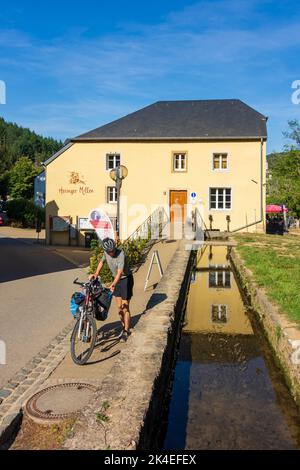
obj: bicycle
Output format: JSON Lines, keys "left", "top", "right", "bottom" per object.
{"left": 70, "top": 277, "right": 111, "bottom": 365}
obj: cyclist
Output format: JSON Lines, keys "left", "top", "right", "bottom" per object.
{"left": 90, "top": 238, "right": 134, "bottom": 342}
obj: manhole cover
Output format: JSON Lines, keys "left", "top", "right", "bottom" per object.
{"left": 25, "top": 383, "right": 97, "bottom": 424}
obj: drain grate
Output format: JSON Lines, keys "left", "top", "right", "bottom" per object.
{"left": 25, "top": 383, "right": 97, "bottom": 424}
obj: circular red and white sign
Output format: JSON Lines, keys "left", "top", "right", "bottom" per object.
{"left": 89, "top": 208, "right": 115, "bottom": 241}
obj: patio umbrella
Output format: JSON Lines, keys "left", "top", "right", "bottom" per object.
{"left": 266, "top": 204, "right": 289, "bottom": 213}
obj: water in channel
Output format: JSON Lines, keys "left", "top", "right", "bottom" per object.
{"left": 163, "top": 246, "right": 300, "bottom": 450}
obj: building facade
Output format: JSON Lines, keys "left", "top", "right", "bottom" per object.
{"left": 44, "top": 100, "right": 267, "bottom": 245}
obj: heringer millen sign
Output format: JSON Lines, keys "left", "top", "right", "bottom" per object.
{"left": 59, "top": 187, "right": 94, "bottom": 196}
{"left": 58, "top": 171, "right": 94, "bottom": 196}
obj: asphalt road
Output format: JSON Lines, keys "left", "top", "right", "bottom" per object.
{"left": 0, "top": 235, "right": 89, "bottom": 387}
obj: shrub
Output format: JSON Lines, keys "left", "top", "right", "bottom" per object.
{"left": 89, "top": 240, "right": 113, "bottom": 284}
{"left": 6, "top": 198, "right": 45, "bottom": 228}
{"left": 89, "top": 237, "right": 150, "bottom": 285}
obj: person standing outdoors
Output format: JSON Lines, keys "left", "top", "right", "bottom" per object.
{"left": 90, "top": 238, "right": 134, "bottom": 342}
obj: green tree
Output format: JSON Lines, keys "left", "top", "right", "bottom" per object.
{"left": 0, "top": 171, "right": 10, "bottom": 200}
{"left": 9, "top": 157, "right": 41, "bottom": 199}
{"left": 283, "top": 119, "right": 300, "bottom": 147}
{"left": 267, "top": 148, "right": 300, "bottom": 216}
{"left": 267, "top": 120, "right": 300, "bottom": 216}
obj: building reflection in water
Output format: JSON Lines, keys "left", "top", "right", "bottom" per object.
{"left": 184, "top": 245, "right": 253, "bottom": 336}
{"left": 163, "top": 245, "right": 300, "bottom": 450}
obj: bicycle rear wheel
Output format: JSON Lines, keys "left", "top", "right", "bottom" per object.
{"left": 70, "top": 314, "right": 97, "bottom": 365}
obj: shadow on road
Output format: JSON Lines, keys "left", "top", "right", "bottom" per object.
{"left": 0, "top": 237, "right": 80, "bottom": 283}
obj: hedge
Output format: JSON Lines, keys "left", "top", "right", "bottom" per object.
{"left": 6, "top": 198, "right": 45, "bottom": 228}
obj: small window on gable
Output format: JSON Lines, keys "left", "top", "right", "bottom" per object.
{"left": 213, "top": 153, "right": 228, "bottom": 170}
{"left": 107, "top": 186, "right": 118, "bottom": 204}
{"left": 173, "top": 153, "right": 187, "bottom": 172}
{"left": 106, "top": 154, "right": 121, "bottom": 171}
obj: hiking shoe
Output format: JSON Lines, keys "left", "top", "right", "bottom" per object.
{"left": 117, "top": 328, "right": 124, "bottom": 339}
{"left": 120, "top": 331, "right": 130, "bottom": 343}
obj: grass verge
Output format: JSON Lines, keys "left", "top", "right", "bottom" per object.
{"left": 234, "top": 232, "right": 300, "bottom": 328}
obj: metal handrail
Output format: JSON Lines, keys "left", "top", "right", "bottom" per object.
{"left": 194, "top": 207, "right": 211, "bottom": 240}
{"left": 126, "top": 206, "right": 169, "bottom": 243}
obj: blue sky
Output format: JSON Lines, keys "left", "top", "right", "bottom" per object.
{"left": 0, "top": 0, "right": 300, "bottom": 151}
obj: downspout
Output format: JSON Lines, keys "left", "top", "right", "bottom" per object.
{"left": 230, "top": 137, "right": 264, "bottom": 233}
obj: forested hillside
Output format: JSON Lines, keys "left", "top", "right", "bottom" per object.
{"left": 0, "top": 117, "right": 63, "bottom": 173}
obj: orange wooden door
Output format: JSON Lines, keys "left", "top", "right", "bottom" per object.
{"left": 170, "top": 190, "right": 187, "bottom": 223}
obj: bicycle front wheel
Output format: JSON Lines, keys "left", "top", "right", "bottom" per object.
{"left": 70, "top": 314, "right": 97, "bottom": 365}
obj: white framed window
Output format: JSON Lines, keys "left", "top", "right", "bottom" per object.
{"left": 173, "top": 153, "right": 187, "bottom": 172}
{"left": 210, "top": 187, "right": 231, "bottom": 210}
{"left": 106, "top": 153, "right": 121, "bottom": 171}
{"left": 211, "top": 304, "right": 228, "bottom": 323}
{"left": 213, "top": 153, "right": 228, "bottom": 170}
{"left": 107, "top": 186, "right": 118, "bottom": 204}
{"left": 209, "top": 267, "right": 231, "bottom": 288}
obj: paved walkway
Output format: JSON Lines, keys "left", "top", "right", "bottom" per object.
{"left": 0, "top": 226, "right": 180, "bottom": 448}
{"left": 44, "top": 238, "right": 180, "bottom": 386}
{"left": 0, "top": 226, "right": 179, "bottom": 390}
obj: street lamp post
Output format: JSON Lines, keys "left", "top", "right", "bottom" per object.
{"left": 110, "top": 165, "right": 128, "bottom": 239}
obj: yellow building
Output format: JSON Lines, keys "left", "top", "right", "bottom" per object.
{"left": 44, "top": 100, "right": 267, "bottom": 245}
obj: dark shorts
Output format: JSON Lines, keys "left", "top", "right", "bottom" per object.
{"left": 113, "top": 275, "right": 134, "bottom": 301}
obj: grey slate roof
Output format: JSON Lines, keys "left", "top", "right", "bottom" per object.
{"left": 73, "top": 100, "right": 267, "bottom": 142}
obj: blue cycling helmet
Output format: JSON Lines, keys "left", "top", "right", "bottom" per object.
{"left": 102, "top": 238, "right": 116, "bottom": 253}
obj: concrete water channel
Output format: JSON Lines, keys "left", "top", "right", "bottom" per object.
{"left": 162, "top": 245, "right": 300, "bottom": 450}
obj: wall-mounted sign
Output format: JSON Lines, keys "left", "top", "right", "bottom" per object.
{"left": 51, "top": 216, "right": 71, "bottom": 232}
{"left": 78, "top": 217, "right": 93, "bottom": 230}
{"left": 69, "top": 172, "right": 86, "bottom": 185}
{"left": 190, "top": 192, "right": 197, "bottom": 204}
{"left": 89, "top": 208, "right": 115, "bottom": 241}
{"left": 58, "top": 171, "right": 94, "bottom": 196}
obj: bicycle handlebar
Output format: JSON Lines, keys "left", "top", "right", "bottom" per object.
{"left": 73, "top": 278, "right": 89, "bottom": 287}
{"left": 73, "top": 277, "right": 100, "bottom": 288}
